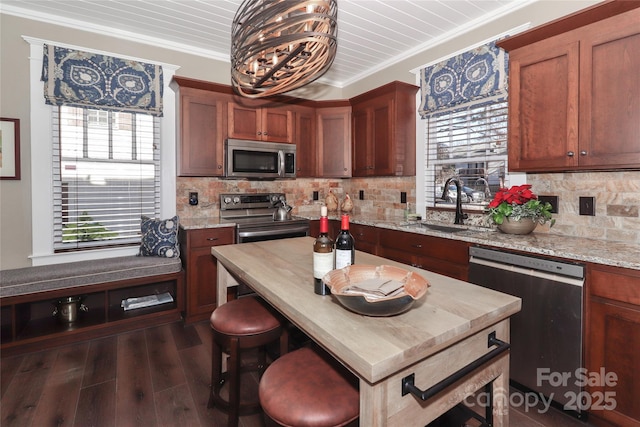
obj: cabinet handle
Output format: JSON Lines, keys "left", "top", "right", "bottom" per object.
{"left": 206, "top": 237, "right": 219, "bottom": 241}
{"left": 580, "top": 150, "right": 587, "bottom": 156}
{"left": 263, "top": 132, "right": 268, "bottom": 135}
{"left": 257, "top": 131, "right": 262, "bottom": 135}
{"left": 567, "top": 151, "right": 575, "bottom": 157}
{"left": 412, "top": 244, "right": 422, "bottom": 249}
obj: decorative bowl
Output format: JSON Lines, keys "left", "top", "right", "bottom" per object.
{"left": 323, "top": 265, "right": 429, "bottom": 316}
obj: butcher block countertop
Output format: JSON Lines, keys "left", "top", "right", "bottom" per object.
{"left": 211, "top": 236, "right": 521, "bottom": 384}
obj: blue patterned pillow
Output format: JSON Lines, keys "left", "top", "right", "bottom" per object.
{"left": 139, "top": 215, "right": 180, "bottom": 258}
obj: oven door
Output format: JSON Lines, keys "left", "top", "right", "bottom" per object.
{"left": 237, "top": 224, "right": 309, "bottom": 243}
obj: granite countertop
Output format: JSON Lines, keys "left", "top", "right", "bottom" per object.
{"left": 180, "top": 213, "right": 640, "bottom": 271}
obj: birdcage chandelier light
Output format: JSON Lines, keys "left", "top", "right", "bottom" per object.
{"left": 231, "top": 0, "right": 338, "bottom": 98}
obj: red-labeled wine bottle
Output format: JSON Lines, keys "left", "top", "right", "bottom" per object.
{"left": 335, "top": 214, "right": 355, "bottom": 270}
{"left": 313, "top": 206, "right": 334, "bottom": 295}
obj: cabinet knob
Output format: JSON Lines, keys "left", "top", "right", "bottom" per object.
{"left": 263, "top": 132, "right": 268, "bottom": 135}
{"left": 217, "top": 164, "right": 222, "bottom": 169}
{"left": 206, "top": 237, "right": 219, "bottom": 241}
{"left": 567, "top": 151, "right": 575, "bottom": 157}
{"left": 412, "top": 244, "right": 422, "bottom": 249}
{"left": 257, "top": 131, "right": 262, "bottom": 135}
{"left": 580, "top": 150, "right": 587, "bottom": 156}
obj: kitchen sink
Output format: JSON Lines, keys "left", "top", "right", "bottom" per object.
{"left": 421, "top": 224, "right": 469, "bottom": 233}
{"left": 399, "top": 222, "right": 472, "bottom": 233}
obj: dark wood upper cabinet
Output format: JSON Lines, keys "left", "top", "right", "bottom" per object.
{"left": 316, "top": 105, "right": 352, "bottom": 178}
{"left": 293, "top": 105, "right": 317, "bottom": 177}
{"left": 227, "top": 101, "right": 293, "bottom": 143}
{"left": 350, "top": 81, "right": 419, "bottom": 177}
{"left": 499, "top": 2, "right": 640, "bottom": 172}
{"left": 175, "top": 85, "right": 227, "bottom": 177}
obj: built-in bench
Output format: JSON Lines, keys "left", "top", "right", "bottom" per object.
{"left": 0, "top": 256, "right": 184, "bottom": 356}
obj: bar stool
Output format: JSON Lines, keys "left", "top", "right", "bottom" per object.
{"left": 208, "top": 296, "right": 288, "bottom": 427}
{"left": 259, "top": 346, "right": 359, "bottom": 427}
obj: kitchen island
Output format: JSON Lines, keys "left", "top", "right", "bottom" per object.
{"left": 212, "top": 237, "right": 521, "bottom": 426}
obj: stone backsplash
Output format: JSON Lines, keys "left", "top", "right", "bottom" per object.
{"left": 527, "top": 171, "right": 640, "bottom": 243}
{"left": 177, "top": 170, "right": 640, "bottom": 244}
{"left": 176, "top": 176, "right": 415, "bottom": 220}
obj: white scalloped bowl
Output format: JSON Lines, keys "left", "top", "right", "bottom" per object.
{"left": 323, "top": 265, "right": 429, "bottom": 316}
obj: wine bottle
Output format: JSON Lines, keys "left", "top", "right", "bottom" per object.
{"left": 335, "top": 214, "right": 355, "bottom": 270}
{"left": 313, "top": 206, "right": 334, "bottom": 295}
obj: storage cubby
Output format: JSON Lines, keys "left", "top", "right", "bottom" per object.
{"left": 1, "top": 270, "right": 184, "bottom": 357}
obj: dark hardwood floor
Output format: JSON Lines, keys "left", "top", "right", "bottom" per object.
{"left": 1, "top": 320, "right": 594, "bottom": 427}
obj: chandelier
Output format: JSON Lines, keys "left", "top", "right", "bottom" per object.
{"left": 231, "top": 0, "right": 338, "bottom": 98}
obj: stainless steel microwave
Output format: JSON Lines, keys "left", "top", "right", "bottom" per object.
{"left": 224, "top": 139, "right": 296, "bottom": 179}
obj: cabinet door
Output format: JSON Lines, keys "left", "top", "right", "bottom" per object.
{"left": 579, "top": 9, "right": 640, "bottom": 169}
{"left": 507, "top": 35, "right": 580, "bottom": 171}
{"left": 263, "top": 107, "right": 293, "bottom": 143}
{"left": 182, "top": 228, "right": 235, "bottom": 323}
{"left": 586, "top": 264, "right": 640, "bottom": 425}
{"left": 377, "top": 229, "right": 470, "bottom": 280}
{"left": 317, "top": 106, "right": 351, "bottom": 177}
{"left": 178, "top": 88, "right": 225, "bottom": 176}
{"left": 228, "top": 102, "right": 261, "bottom": 140}
{"left": 352, "top": 107, "right": 372, "bottom": 176}
{"left": 294, "top": 107, "right": 316, "bottom": 177}
{"left": 228, "top": 102, "right": 293, "bottom": 142}
{"left": 350, "top": 223, "right": 378, "bottom": 255}
{"left": 370, "top": 96, "right": 394, "bottom": 175}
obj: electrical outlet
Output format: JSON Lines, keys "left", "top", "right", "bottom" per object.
{"left": 189, "top": 192, "right": 198, "bottom": 206}
{"left": 312, "top": 191, "right": 319, "bottom": 201}
{"left": 400, "top": 192, "right": 407, "bottom": 204}
{"left": 359, "top": 190, "right": 364, "bottom": 200}
{"left": 538, "top": 195, "right": 559, "bottom": 214}
{"left": 579, "top": 196, "right": 595, "bottom": 216}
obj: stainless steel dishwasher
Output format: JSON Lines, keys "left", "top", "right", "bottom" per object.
{"left": 468, "top": 246, "right": 586, "bottom": 418}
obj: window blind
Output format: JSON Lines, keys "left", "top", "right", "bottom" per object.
{"left": 52, "top": 106, "right": 160, "bottom": 251}
{"left": 425, "top": 99, "right": 508, "bottom": 209}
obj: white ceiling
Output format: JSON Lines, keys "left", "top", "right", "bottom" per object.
{"left": 2, "top": 0, "right": 533, "bottom": 88}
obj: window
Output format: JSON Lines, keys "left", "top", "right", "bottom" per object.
{"left": 52, "top": 106, "right": 160, "bottom": 251}
{"left": 424, "top": 100, "right": 508, "bottom": 210}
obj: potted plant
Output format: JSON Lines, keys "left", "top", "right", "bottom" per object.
{"left": 487, "top": 184, "right": 555, "bottom": 234}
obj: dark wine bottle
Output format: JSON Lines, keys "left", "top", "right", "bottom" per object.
{"left": 313, "top": 206, "right": 334, "bottom": 295}
{"left": 334, "top": 214, "right": 355, "bottom": 270}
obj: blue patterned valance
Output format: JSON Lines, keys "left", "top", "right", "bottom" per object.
{"left": 419, "top": 41, "right": 507, "bottom": 118}
{"left": 42, "top": 44, "right": 163, "bottom": 116}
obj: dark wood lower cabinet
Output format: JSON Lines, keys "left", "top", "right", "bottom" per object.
{"left": 350, "top": 223, "right": 378, "bottom": 255}
{"left": 179, "top": 226, "right": 235, "bottom": 323}
{"left": 585, "top": 264, "right": 640, "bottom": 427}
{"left": 309, "top": 221, "right": 469, "bottom": 280}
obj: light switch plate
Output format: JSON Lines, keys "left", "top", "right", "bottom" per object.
{"left": 579, "top": 196, "right": 595, "bottom": 216}
{"left": 538, "top": 195, "right": 559, "bottom": 214}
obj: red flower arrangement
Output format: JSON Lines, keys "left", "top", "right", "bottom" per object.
{"left": 487, "top": 184, "right": 555, "bottom": 226}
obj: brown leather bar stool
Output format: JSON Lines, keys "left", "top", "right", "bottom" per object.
{"left": 259, "top": 346, "right": 359, "bottom": 427}
{"left": 208, "top": 296, "right": 288, "bottom": 427}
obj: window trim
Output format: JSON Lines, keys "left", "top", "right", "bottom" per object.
{"left": 25, "top": 36, "right": 179, "bottom": 266}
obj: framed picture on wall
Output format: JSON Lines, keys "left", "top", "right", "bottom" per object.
{"left": 0, "top": 117, "right": 20, "bottom": 180}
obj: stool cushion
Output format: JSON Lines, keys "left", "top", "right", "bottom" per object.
{"left": 210, "top": 296, "right": 281, "bottom": 336}
{"left": 259, "top": 347, "right": 359, "bottom": 427}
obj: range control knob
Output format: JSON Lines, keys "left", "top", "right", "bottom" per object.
{"left": 223, "top": 197, "right": 232, "bottom": 204}
{"left": 233, "top": 197, "right": 240, "bottom": 204}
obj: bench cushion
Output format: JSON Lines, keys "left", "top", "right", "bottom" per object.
{"left": 0, "top": 256, "right": 182, "bottom": 298}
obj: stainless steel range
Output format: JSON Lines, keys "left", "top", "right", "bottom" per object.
{"left": 220, "top": 192, "right": 309, "bottom": 243}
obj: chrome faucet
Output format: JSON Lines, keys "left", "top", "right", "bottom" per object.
{"left": 441, "top": 177, "right": 467, "bottom": 225}
{"left": 475, "top": 177, "right": 491, "bottom": 199}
